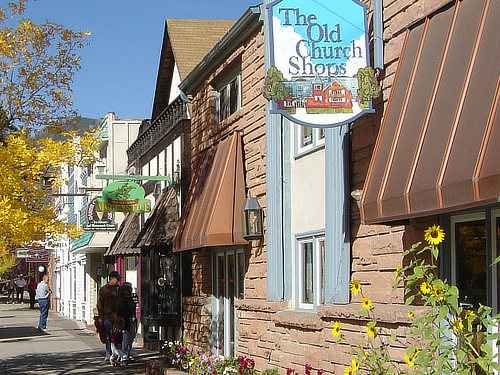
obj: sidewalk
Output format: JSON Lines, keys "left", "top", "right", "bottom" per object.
{"left": 0, "top": 298, "right": 157, "bottom": 374}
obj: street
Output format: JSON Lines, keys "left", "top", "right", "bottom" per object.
{"left": 0, "top": 299, "right": 156, "bottom": 374}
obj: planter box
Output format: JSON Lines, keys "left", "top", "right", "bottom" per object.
{"left": 145, "top": 359, "right": 188, "bottom": 375}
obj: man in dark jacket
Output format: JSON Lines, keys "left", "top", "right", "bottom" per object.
{"left": 97, "top": 271, "right": 120, "bottom": 362}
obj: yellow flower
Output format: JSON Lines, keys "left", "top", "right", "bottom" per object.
{"left": 424, "top": 224, "right": 445, "bottom": 245}
{"left": 331, "top": 321, "right": 341, "bottom": 338}
{"left": 361, "top": 297, "right": 374, "bottom": 312}
{"left": 464, "top": 310, "right": 475, "bottom": 320}
{"left": 366, "top": 322, "right": 377, "bottom": 339}
{"left": 420, "top": 282, "right": 432, "bottom": 295}
{"left": 351, "top": 358, "right": 359, "bottom": 372}
{"left": 404, "top": 353, "right": 416, "bottom": 368}
{"left": 343, "top": 367, "right": 353, "bottom": 375}
{"left": 394, "top": 266, "right": 402, "bottom": 279}
{"left": 350, "top": 280, "right": 362, "bottom": 296}
{"left": 407, "top": 310, "right": 415, "bottom": 319}
{"left": 453, "top": 318, "right": 464, "bottom": 332}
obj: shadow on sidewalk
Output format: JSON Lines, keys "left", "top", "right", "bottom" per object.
{"left": 0, "top": 326, "right": 47, "bottom": 340}
{"left": 0, "top": 349, "right": 158, "bottom": 374}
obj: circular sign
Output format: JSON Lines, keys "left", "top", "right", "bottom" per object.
{"left": 265, "top": 0, "right": 380, "bottom": 128}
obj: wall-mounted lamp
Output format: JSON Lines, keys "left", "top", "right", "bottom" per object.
{"left": 350, "top": 189, "right": 363, "bottom": 202}
{"left": 243, "top": 196, "right": 263, "bottom": 241}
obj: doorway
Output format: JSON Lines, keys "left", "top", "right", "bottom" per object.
{"left": 212, "top": 249, "right": 245, "bottom": 356}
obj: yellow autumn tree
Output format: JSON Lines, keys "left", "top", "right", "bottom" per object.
{"left": 0, "top": 1, "right": 98, "bottom": 274}
{"left": 0, "top": 0, "right": 90, "bottom": 134}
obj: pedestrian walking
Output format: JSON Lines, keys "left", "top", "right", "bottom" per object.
{"left": 35, "top": 274, "right": 51, "bottom": 332}
{"left": 27, "top": 276, "right": 37, "bottom": 309}
{"left": 96, "top": 271, "right": 120, "bottom": 364}
{"left": 118, "top": 282, "right": 137, "bottom": 365}
{"left": 6, "top": 278, "right": 15, "bottom": 304}
{"left": 14, "top": 275, "right": 27, "bottom": 304}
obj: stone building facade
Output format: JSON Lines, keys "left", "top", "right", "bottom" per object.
{"left": 174, "top": 0, "right": 500, "bottom": 373}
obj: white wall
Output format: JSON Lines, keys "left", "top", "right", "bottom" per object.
{"left": 168, "top": 63, "right": 181, "bottom": 104}
{"left": 291, "top": 147, "right": 326, "bottom": 235}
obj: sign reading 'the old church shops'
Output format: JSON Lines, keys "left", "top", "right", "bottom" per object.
{"left": 264, "top": 0, "right": 380, "bottom": 127}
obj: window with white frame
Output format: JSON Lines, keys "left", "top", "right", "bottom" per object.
{"left": 297, "top": 234, "right": 325, "bottom": 309}
{"left": 216, "top": 66, "right": 242, "bottom": 123}
{"left": 296, "top": 126, "right": 326, "bottom": 156}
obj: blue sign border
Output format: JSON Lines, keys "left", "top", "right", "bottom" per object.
{"left": 266, "top": 0, "right": 375, "bottom": 128}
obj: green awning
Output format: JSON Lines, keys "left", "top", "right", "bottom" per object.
{"left": 71, "top": 231, "right": 94, "bottom": 251}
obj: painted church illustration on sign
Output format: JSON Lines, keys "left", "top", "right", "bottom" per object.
{"left": 265, "top": 0, "right": 380, "bottom": 127}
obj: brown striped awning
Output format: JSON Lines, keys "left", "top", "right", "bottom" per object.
{"left": 361, "top": 0, "right": 500, "bottom": 224}
{"left": 173, "top": 132, "right": 247, "bottom": 252}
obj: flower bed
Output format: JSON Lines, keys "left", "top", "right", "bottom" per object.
{"left": 158, "top": 340, "right": 323, "bottom": 375}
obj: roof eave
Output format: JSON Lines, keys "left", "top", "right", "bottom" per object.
{"left": 179, "top": 5, "right": 262, "bottom": 95}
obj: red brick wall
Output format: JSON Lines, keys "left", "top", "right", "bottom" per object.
{"left": 182, "top": 25, "right": 268, "bottom": 352}
{"left": 183, "top": 0, "right": 450, "bottom": 372}
{"left": 234, "top": 1, "right": 448, "bottom": 373}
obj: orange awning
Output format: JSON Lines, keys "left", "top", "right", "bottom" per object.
{"left": 361, "top": 0, "right": 500, "bottom": 224}
{"left": 173, "top": 132, "right": 247, "bottom": 252}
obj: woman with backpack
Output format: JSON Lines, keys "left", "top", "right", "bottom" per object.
{"left": 117, "top": 282, "right": 137, "bottom": 366}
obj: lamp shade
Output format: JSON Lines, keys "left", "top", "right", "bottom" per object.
{"left": 243, "top": 197, "right": 263, "bottom": 240}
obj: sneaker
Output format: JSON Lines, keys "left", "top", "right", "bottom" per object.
{"left": 120, "top": 355, "right": 128, "bottom": 366}
{"left": 104, "top": 354, "right": 111, "bottom": 363}
{"left": 110, "top": 354, "right": 120, "bottom": 367}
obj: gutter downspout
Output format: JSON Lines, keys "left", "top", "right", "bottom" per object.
{"left": 373, "top": 0, "right": 384, "bottom": 70}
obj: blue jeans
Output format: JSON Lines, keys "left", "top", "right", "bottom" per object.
{"left": 122, "top": 326, "right": 136, "bottom": 358}
{"left": 102, "top": 319, "right": 113, "bottom": 356}
{"left": 37, "top": 298, "right": 49, "bottom": 329}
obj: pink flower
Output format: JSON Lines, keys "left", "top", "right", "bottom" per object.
{"left": 305, "top": 363, "right": 313, "bottom": 375}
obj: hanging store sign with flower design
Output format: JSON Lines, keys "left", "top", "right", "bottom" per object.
{"left": 96, "top": 181, "right": 151, "bottom": 214}
{"left": 264, "top": 0, "right": 381, "bottom": 127}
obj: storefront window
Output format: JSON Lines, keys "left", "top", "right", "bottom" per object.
{"left": 212, "top": 249, "right": 246, "bottom": 357}
{"left": 455, "top": 219, "right": 487, "bottom": 308}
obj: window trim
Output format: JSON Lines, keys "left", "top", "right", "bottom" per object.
{"left": 295, "top": 125, "right": 326, "bottom": 158}
{"left": 295, "top": 231, "right": 325, "bottom": 310}
{"left": 217, "top": 72, "right": 242, "bottom": 124}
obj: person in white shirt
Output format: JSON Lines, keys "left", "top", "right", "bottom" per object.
{"left": 14, "top": 275, "right": 27, "bottom": 304}
{"left": 35, "top": 274, "right": 51, "bottom": 332}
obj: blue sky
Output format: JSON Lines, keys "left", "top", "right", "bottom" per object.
{"left": 26, "top": 0, "right": 257, "bottom": 121}
{"left": 274, "top": 0, "right": 366, "bottom": 66}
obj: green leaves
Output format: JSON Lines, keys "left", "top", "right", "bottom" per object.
{"left": 263, "top": 66, "right": 291, "bottom": 102}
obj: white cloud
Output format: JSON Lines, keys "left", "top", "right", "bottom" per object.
{"left": 272, "top": 16, "right": 311, "bottom": 80}
{"left": 345, "top": 35, "right": 367, "bottom": 77}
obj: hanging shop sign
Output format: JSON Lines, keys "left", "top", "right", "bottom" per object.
{"left": 26, "top": 249, "right": 49, "bottom": 263}
{"left": 84, "top": 197, "right": 117, "bottom": 231}
{"left": 264, "top": 0, "right": 381, "bottom": 127}
{"left": 15, "top": 249, "right": 29, "bottom": 258}
{"left": 96, "top": 181, "right": 151, "bottom": 213}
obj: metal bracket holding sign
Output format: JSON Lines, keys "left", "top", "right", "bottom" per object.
{"left": 264, "top": 0, "right": 382, "bottom": 128}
